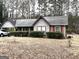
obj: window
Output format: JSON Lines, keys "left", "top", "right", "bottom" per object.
{"left": 37, "top": 26, "right": 46, "bottom": 31}
{"left": 55, "top": 26, "right": 61, "bottom": 32}
{"left": 37, "top": 26, "right": 41, "bottom": 31}
{"left": 42, "top": 26, "right": 46, "bottom": 31}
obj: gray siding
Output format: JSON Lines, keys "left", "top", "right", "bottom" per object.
{"left": 34, "top": 19, "right": 50, "bottom": 32}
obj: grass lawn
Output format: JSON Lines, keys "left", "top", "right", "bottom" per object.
{"left": 0, "top": 35, "right": 79, "bottom": 59}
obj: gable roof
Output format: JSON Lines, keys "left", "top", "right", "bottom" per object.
{"left": 33, "top": 16, "right": 68, "bottom": 26}
{"left": 33, "top": 16, "right": 50, "bottom": 26}
{"left": 9, "top": 19, "right": 16, "bottom": 26}
{"left": 2, "top": 21, "right": 14, "bottom": 28}
{"left": 2, "top": 19, "right": 16, "bottom": 28}
{"left": 44, "top": 16, "right": 68, "bottom": 25}
{"left": 2, "top": 16, "right": 68, "bottom": 28}
{"left": 15, "top": 19, "right": 37, "bottom": 27}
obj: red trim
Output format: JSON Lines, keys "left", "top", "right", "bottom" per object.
{"left": 53, "top": 26, "right": 55, "bottom": 32}
{"left": 50, "top": 26, "right": 55, "bottom": 32}
{"left": 61, "top": 25, "right": 64, "bottom": 32}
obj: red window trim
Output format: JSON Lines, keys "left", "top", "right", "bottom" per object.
{"left": 61, "top": 25, "right": 64, "bottom": 32}
{"left": 50, "top": 26, "right": 55, "bottom": 32}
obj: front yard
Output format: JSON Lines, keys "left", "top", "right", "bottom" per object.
{"left": 0, "top": 35, "right": 79, "bottom": 59}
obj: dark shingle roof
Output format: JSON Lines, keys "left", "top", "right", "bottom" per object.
{"left": 44, "top": 16, "right": 68, "bottom": 25}
{"left": 9, "top": 20, "right": 16, "bottom": 26}
{"left": 15, "top": 19, "right": 37, "bottom": 27}
{"left": 2, "top": 16, "right": 68, "bottom": 28}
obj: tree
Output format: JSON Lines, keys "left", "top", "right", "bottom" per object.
{"left": 4, "top": 0, "right": 79, "bottom": 19}
{"left": 50, "top": 0, "right": 68, "bottom": 16}
{"left": 71, "top": 0, "right": 79, "bottom": 16}
{"left": 30, "top": 0, "right": 36, "bottom": 18}
{"left": 0, "top": 0, "right": 3, "bottom": 23}
{"left": 67, "top": 12, "right": 79, "bottom": 33}
{"left": 38, "top": 0, "right": 48, "bottom": 16}
{"left": 0, "top": 0, "right": 8, "bottom": 25}
{"left": 37, "top": 0, "right": 69, "bottom": 16}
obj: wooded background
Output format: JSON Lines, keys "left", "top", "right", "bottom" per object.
{"left": 1, "top": 0, "right": 79, "bottom": 33}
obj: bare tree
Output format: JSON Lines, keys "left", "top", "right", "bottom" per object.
{"left": 71, "top": 0, "right": 79, "bottom": 16}
{"left": 3, "top": 0, "right": 79, "bottom": 19}
{"left": 30, "top": 0, "right": 35, "bottom": 18}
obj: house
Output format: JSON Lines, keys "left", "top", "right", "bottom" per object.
{"left": 33, "top": 16, "right": 68, "bottom": 37}
{"left": 2, "top": 20, "right": 16, "bottom": 31}
{"left": 15, "top": 19, "right": 36, "bottom": 31}
{"left": 2, "top": 20, "right": 16, "bottom": 28}
{"left": 2, "top": 16, "right": 68, "bottom": 37}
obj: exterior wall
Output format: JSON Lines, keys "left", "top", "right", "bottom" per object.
{"left": 34, "top": 19, "right": 50, "bottom": 32}
{"left": 50, "top": 25, "right": 61, "bottom": 32}
{"left": 61, "top": 25, "right": 64, "bottom": 32}
{"left": 61, "top": 25, "right": 66, "bottom": 37}
{"left": 63, "top": 26, "right": 66, "bottom": 37}
{"left": 34, "top": 18, "right": 66, "bottom": 37}
{"left": 50, "top": 25, "right": 66, "bottom": 37}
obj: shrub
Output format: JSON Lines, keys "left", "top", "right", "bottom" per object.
{"left": 9, "top": 31, "right": 28, "bottom": 37}
{"left": 30, "top": 31, "right": 44, "bottom": 38}
{"left": 9, "top": 31, "right": 64, "bottom": 39}
{"left": 46, "top": 32, "right": 64, "bottom": 39}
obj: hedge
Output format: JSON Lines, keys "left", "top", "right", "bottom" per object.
{"left": 9, "top": 31, "right": 28, "bottom": 37}
{"left": 9, "top": 31, "right": 64, "bottom": 39}
{"left": 46, "top": 32, "right": 64, "bottom": 39}
{"left": 30, "top": 31, "right": 44, "bottom": 38}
